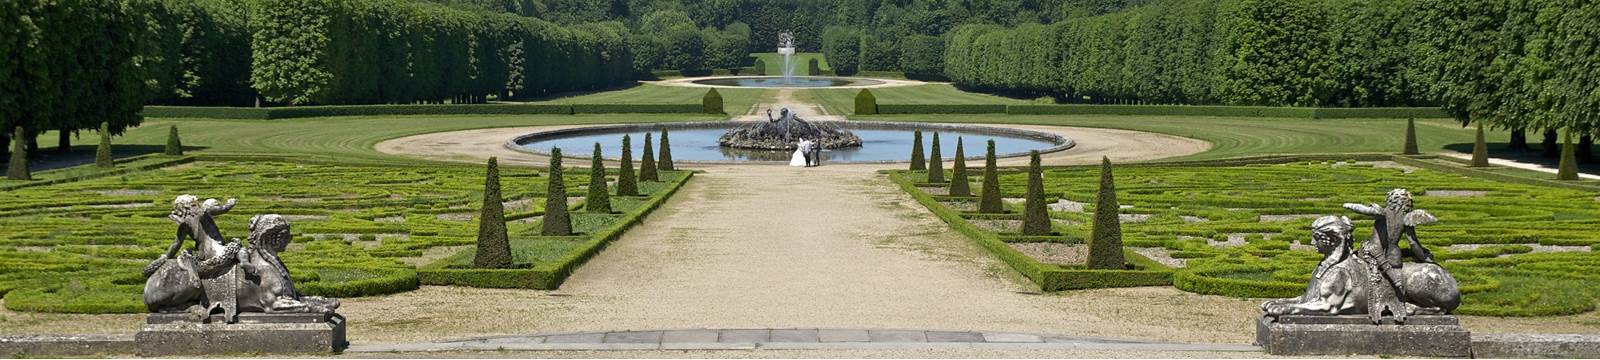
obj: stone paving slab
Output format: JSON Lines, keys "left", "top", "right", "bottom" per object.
{"left": 345, "top": 328, "right": 1263, "bottom": 353}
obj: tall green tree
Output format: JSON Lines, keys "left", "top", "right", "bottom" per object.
{"left": 979, "top": 139, "right": 1003, "bottom": 213}
{"left": 474, "top": 157, "right": 513, "bottom": 268}
{"left": 542, "top": 148, "right": 572, "bottom": 236}
{"left": 587, "top": 143, "right": 612, "bottom": 213}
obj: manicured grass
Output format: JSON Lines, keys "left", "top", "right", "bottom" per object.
{"left": 805, "top": 84, "right": 1032, "bottom": 115}
{"left": 750, "top": 52, "right": 830, "bottom": 75}
{"left": 857, "top": 114, "right": 1498, "bottom": 161}
{"left": 908, "top": 158, "right": 1600, "bottom": 316}
{"left": 539, "top": 84, "right": 770, "bottom": 115}
{"left": 25, "top": 114, "right": 719, "bottom": 163}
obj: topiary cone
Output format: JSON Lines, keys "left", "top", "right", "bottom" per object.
{"left": 473, "top": 157, "right": 513, "bottom": 268}
{"left": 979, "top": 139, "right": 1003, "bottom": 213}
{"left": 658, "top": 129, "right": 674, "bottom": 170}
{"left": 640, "top": 133, "right": 658, "bottom": 182}
{"left": 1022, "top": 151, "right": 1050, "bottom": 236}
{"left": 1088, "top": 156, "right": 1125, "bottom": 269}
{"left": 855, "top": 89, "right": 877, "bottom": 115}
{"left": 928, "top": 132, "right": 944, "bottom": 183}
{"left": 1471, "top": 123, "right": 1489, "bottom": 167}
{"left": 950, "top": 137, "right": 970, "bottom": 196}
{"left": 909, "top": 130, "right": 926, "bottom": 171}
{"left": 1558, "top": 130, "right": 1578, "bottom": 181}
{"left": 588, "top": 143, "right": 611, "bottom": 213}
{"left": 754, "top": 58, "right": 767, "bottom": 76}
{"left": 1402, "top": 118, "right": 1420, "bottom": 155}
{"left": 617, "top": 135, "right": 638, "bottom": 196}
{"left": 7, "top": 127, "right": 29, "bottom": 180}
{"left": 96, "top": 122, "right": 113, "bottom": 168}
{"left": 165, "top": 125, "right": 183, "bottom": 155}
{"left": 542, "top": 148, "right": 571, "bottom": 236}
{"left": 703, "top": 89, "right": 724, "bottom": 114}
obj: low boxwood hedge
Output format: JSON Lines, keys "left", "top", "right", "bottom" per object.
{"left": 876, "top": 104, "right": 1446, "bottom": 119}
{"left": 879, "top": 104, "right": 1008, "bottom": 114}
{"left": 145, "top": 103, "right": 705, "bottom": 120}
{"left": 419, "top": 171, "right": 693, "bottom": 289}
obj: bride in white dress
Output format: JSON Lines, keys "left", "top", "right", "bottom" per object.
{"left": 790, "top": 139, "right": 811, "bottom": 167}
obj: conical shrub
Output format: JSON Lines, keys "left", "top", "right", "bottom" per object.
{"left": 703, "top": 89, "right": 724, "bottom": 114}
{"left": 542, "top": 148, "right": 571, "bottom": 236}
{"left": 928, "top": 132, "right": 944, "bottom": 183}
{"left": 618, "top": 135, "right": 638, "bottom": 196}
{"left": 909, "top": 130, "right": 926, "bottom": 171}
{"left": 473, "top": 157, "right": 513, "bottom": 268}
{"left": 1087, "top": 156, "right": 1126, "bottom": 269}
{"left": 165, "top": 125, "right": 183, "bottom": 155}
{"left": 1402, "top": 118, "right": 1420, "bottom": 155}
{"left": 1558, "top": 131, "right": 1578, "bottom": 181}
{"left": 587, "top": 143, "right": 612, "bottom": 213}
{"left": 640, "top": 133, "right": 658, "bottom": 182}
{"left": 855, "top": 89, "right": 877, "bottom": 115}
{"left": 753, "top": 58, "right": 766, "bottom": 75}
{"left": 96, "top": 122, "right": 113, "bottom": 168}
{"left": 979, "top": 139, "right": 1003, "bottom": 213}
{"left": 658, "top": 129, "right": 674, "bottom": 170}
{"left": 807, "top": 58, "right": 820, "bottom": 75}
{"left": 1022, "top": 151, "right": 1050, "bottom": 236}
{"left": 950, "top": 137, "right": 970, "bottom": 196}
{"left": 1471, "top": 123, "right": 1489, "bottom": 167}
{"left": 7, "top": 127, "right": 29, "bottom": 180}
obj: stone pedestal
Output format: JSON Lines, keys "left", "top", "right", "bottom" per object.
{"left": 136, "top": 312, "right": 346, "bottom": 356}
{"left": 1255, "top": 315, "right": 1470, "bottom": 357}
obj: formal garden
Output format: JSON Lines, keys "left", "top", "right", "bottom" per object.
{"left": 3, "top": 0, "right": 1600, "bottom": 356}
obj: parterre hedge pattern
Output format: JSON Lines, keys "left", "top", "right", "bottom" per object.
{"left": 927, "top": 159, "right": 1600, "bottom": 316}
{"left": 0, "top": 160, "right": 687, "bottom": 313}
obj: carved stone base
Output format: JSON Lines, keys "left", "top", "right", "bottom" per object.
{"left": 136, "top": 312, "right": 346, "bottom": 356}
{"left": 1255, "top": 315, "right": 1470, "bottom": 357}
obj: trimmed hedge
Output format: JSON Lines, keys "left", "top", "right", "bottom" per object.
{"left": 869, "top": 104, "right": 1447, "bottom": 118}
{"left": 144, "top": 103, "right": 704, "bottom": 120}
{"left": 890, "top": 171, "right": 1172, "bottom": 291}
{"left": 420, "top": 171, "right": 693, "bottom": 289}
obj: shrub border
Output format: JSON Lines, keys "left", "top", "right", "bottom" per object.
{"left": 889, "top": 171, "right": 1172, "bottom": 291}
{"left": 878, "top": 104, "right": 1448, "bottom": 119}
{"left": 144, "top": 103, "right": 704, "bottom": 120}
{"left": 418, "top": 170, "right": 693, "bottom": 289}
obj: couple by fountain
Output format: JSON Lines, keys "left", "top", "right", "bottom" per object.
{"left": 790, "top": 138, "right": 822, "bottom": 167}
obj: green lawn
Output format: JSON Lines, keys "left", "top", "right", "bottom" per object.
{"left": 541, "top": 84, "right": 770, "bottom": 115}
{"left": 804, "top": 84, "right": 1033, "bottom": 115}
{"left": 749, "top": 52, "right": 829, "bottom": 75}
{"left": 905, "top": 160, "right": 1600, "bottom": 316}
{"left": 857, "top": 114, "right": 1497, "bottom": 161}
{"left": 22, "top": 114, "right": 719, "bottom": 164}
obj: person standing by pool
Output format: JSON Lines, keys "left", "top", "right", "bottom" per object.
{"left": 791, "top": 139, "right": 811, "bottom": 167}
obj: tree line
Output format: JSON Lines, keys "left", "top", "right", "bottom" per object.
{"left": 942, "top": 0, "right": 1598, "bottom": 159}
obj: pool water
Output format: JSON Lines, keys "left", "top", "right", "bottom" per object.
{"left": 519, "top": 128, "right": 1060, "bottom": 162}
{"left": 690, "top": 77, "right": 882, "bottom": 88}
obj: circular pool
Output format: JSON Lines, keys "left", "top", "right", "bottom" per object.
{"left": 688, "top": 76, "right": 885, "bottom": 88}
{"left": 509, "top": 122, "right": 1073, "bottom": 164}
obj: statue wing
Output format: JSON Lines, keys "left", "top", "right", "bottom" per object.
{"left": 1404, "top": 209, "right": 1437, "bottom": 226}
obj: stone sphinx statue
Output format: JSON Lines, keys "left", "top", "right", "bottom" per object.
{"left": 141, "top": 196, "right": 337, "bottom": 323}
{"left": 1261, "top": 189, "right": 1460, "bottom": 324}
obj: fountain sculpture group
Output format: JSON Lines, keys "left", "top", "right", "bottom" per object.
{"left": 136, "top": 195, "right": 345, "bottom": 356}
{"left": 719, "top": 107, "right": 860, "bottom": 150}
{"left": 1256, "top": 189, "right": 1468, "bottom": 356}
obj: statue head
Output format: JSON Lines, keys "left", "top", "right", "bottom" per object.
{"left": 249, "top": 214, "right": 292, "bottom": 253}
{"left": 170, "top": 195, "right": 203, "bottom": 222}
{"left": 1385, "top": 188, "right": 1414, "bottom": 212}
{"left": 1310, "top": 215, "right": 1353, "bottom": 255}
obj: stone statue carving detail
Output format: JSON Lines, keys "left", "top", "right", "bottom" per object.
{"left": 1261, "top": 189, "right": 1460, "bottom": 324}
{"left": 142, "top": 196, "right": 338, "bottom": 323}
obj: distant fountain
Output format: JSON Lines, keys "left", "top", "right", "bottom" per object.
{"left": 777, "top": 32, "right": 796, "bottom": 84}
{"left": 719, "top": 108, "right": 860, "bottom": 150}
